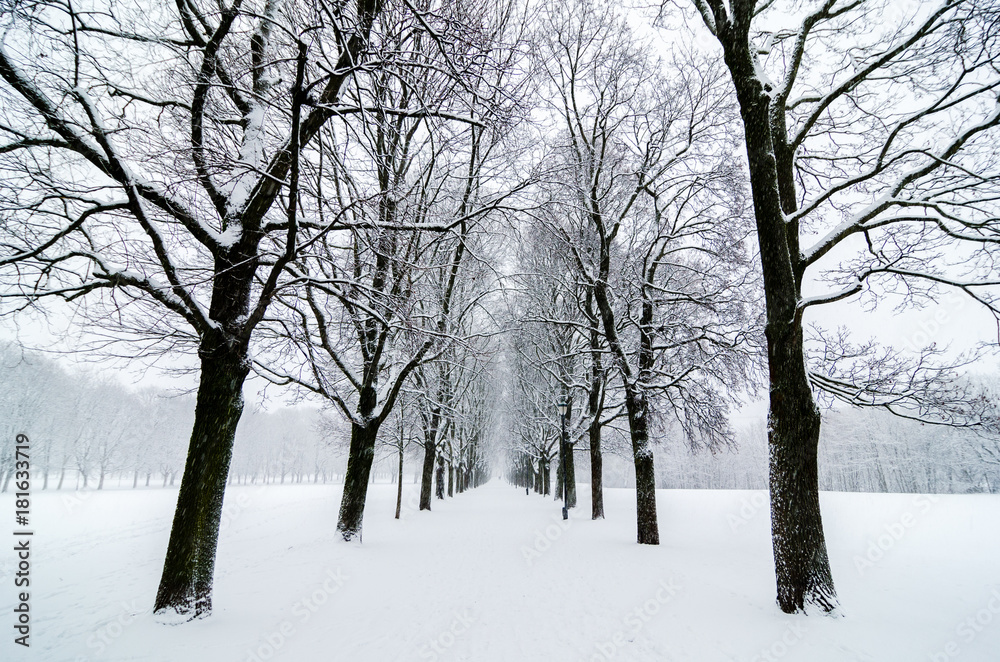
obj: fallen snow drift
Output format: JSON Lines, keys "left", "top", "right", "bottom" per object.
{"left": 2, "top": 482, "right": 999, "bottom": 661}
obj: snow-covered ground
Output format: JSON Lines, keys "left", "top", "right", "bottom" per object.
{"left": 2, "top": 481, "right": 999, "bottom": 661}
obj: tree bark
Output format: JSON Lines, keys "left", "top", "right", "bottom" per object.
{"left": 589, "top": 418, "right": 604, "bottom": 520}
{"left": 623, "top": 386, "right": 659, "bottom": 545}
{"left": 565, "top": 441, "right": 577, "bottom": 508}
{"left": 419, "top": 437, "right": 437, "bottom": 510}
{"left": 337, "top": 420, "right": 380, "bottom": 540}
{"left": 153, "top": 343, "right": 249, "bottom": 618}
{"left": 588, "top": 309, "right": 605, "bottom": 520}
{"left": 435, "top": 454, "right": 445, "bottom": 500}
{"left": 395, "top": 442, "right": 403, "bottom": 520}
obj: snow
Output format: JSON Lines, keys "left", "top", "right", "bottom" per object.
{"left": 2, "top": 483, "right": 999, "bottom": 661}
{"left": 224, "top": 104, "right": 267, "bottom": 222}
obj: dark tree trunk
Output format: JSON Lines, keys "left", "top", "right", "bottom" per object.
{"left": 419, "top": 438, "right": 436, "bottom": 510}
{"left": 712, "top": 13, "right": 837, "bottom": 613}
{"left": 554, "top": 445, "right": 563, "bottom": 501}
{"left": 767, "top": 322, "right": 834, "bottom": 613}
{"left": 395, "top": 442, "right": 403, "bottom": 520}
{"left": 447, "top": 460, "right": 454, "bottom": 497}
{"left": 585, "top": 290, "right": 605, "bottom": 519}
{"left": 418, "top": 404, "right": 444, "bottom": 510}
{"left": 337, "top": 420, "right": 380, "bottom": 540}
{"left": 589, "top": 418, "right": 604, "bottom": 520}
{"left": 622, "top": 386, "right": 659, "bottom": 545}
{"left": 593, "top": 273, "right": 658, "bottom": 544}
{"left": 154, "top": 344, "right": 250, "bottom": 618}
{"left": 565, "top": 443, "right": 577, "bottom": 508}
{"left": 435, "top": 455, "right": 445, "bottom": 500}
{"left": 561, "top": 407, "right": 577, "bottom": 509}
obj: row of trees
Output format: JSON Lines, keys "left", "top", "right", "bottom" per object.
{"left": 502, "top": 0, "right": 1000, "bottom": 616}
{"left": 1, "top": 0, "right": 519, "bottom": 619}
{"left": 5, "top": 339, "right": 992, "bottom": 496}
{"left": 3, "top": 0, "right": 1000, "bottom": 621}
{"left": 509, "top": 406, "right": 1000, "bottom": 494}
{"left": 0, "top": 343, "right": 332, "bottom": 489}
{"left": 0, "top": 342, "right": 494, "bottom": 496}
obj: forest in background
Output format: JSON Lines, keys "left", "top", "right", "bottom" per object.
{"left": 4, "top": 344, "right": 996, "bottom": 495}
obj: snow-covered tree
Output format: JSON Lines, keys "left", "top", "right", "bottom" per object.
{"left": 688, "top": 0, "right": 1000, "bottom": 613}
{"left": 533, "top": 0, "right": 760, "bottom": 544}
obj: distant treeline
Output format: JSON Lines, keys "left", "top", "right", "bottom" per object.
{"left": 0, "top": 345, "right": 423, "bottom": 491}
{"left": 590, "top": 409, "right": 1000, "bottom": 494}
{"left": 3, "top": 345, "right": 997, "bottom": 494}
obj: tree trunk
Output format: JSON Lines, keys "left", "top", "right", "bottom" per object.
{"left": 565, "top": 442, "right": 577, "bottom": 508}
{"left": 435, "top": 455, "right": 445, "bottom": 500}
{"left": 419, "top": 438, "right": 436, "bottom": 510}
{"left": 715, "top": 19, "right": 837, "bottom": 613}
{"left": 623, "top": 386, "right": 658, "bottom": 544}
{"left": 395, "top": 442, "right": 404, "bottom": 520}
{"left": 153, "top": 346, "right": 249, "bottom": 619}
{"left": 336, "top": 420, "right": 380, "bottom": 541}
{"left": 554, "top": 446, "right": 563, "bottom": 501}
{"left": 590, "top": 417, "right": 604, "bottom": 520}
{"left": 768, "top": 322, "right": 835, "bottom": 613}
{"left": 588, "top": 316, "right": 605, "bottom": 519}
{"left": 593, "top": 275, "right": 658, "bottom": 544}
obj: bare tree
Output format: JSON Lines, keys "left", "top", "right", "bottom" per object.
{"left": 253, "top": 0, "right": 524, "bottom": 535}
{"left": 688, "top": 0, "right": 1000, "bottom": 613}
{"left": 535, "top": 0, "right": 758, "bottom": 544}
{"left": 0, "top": 0, "right": 395, "bottom": 619}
